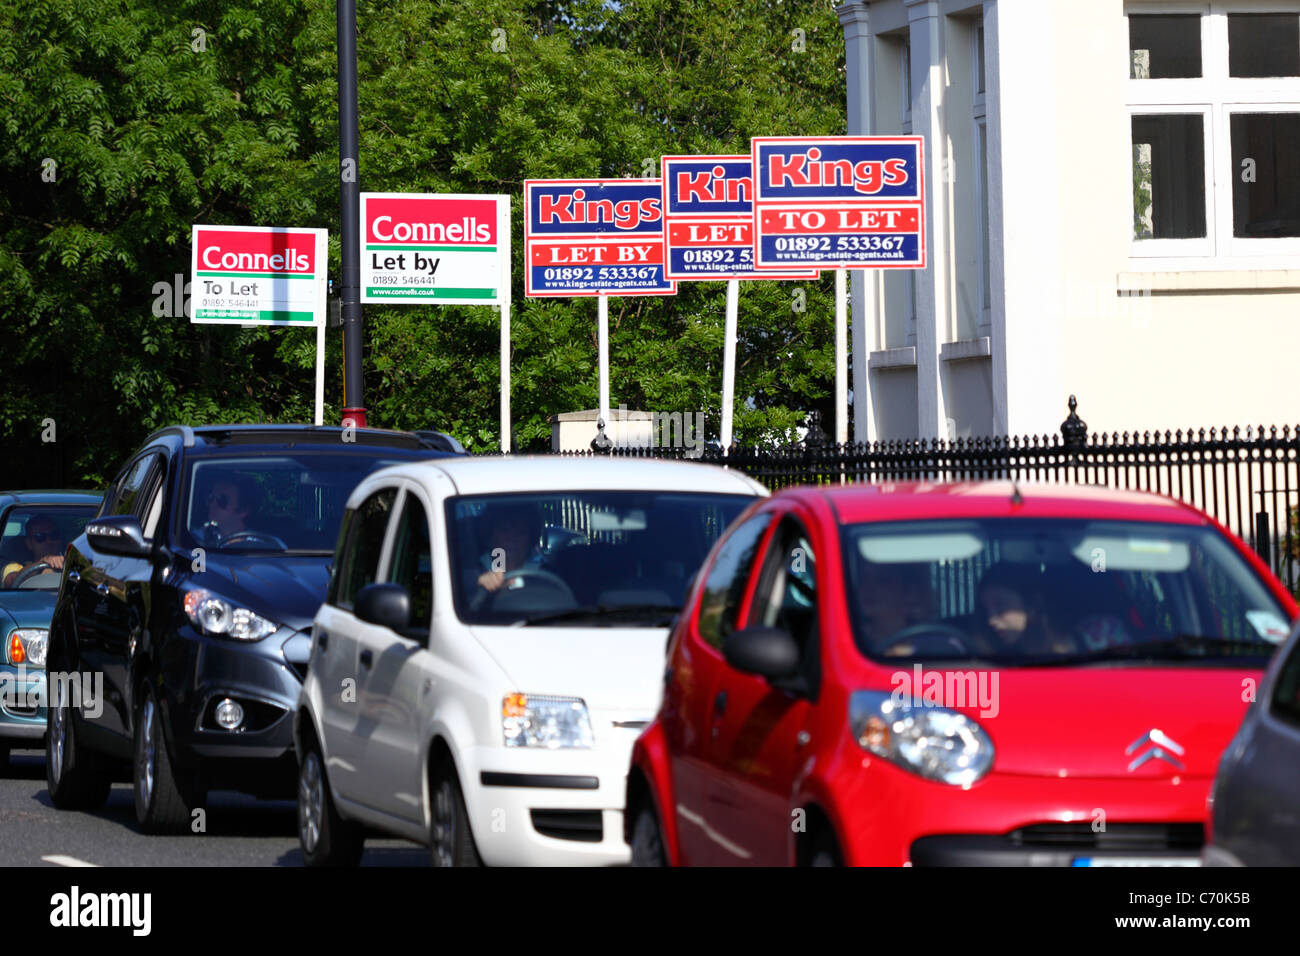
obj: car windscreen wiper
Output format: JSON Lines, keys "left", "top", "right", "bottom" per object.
{"left": 519, "top": 604, "right": 680, "bottom": 627}
{"left": 1020, "top": 634, "right": 1275, "bottom": 667}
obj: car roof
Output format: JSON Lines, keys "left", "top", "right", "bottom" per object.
{"left": 368, "top": 455, "right": 770, "bottom": 497}
{"left": 142, "top": 423, "right": 456, "bottom": 454}
{"left": 0, "top": 491, "right": 103, "bottom": 506}
{"left": 787, "top": 480, "right": 1208, "bottom": 526}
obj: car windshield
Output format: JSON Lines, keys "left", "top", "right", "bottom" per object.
{"left": 447, "top": 491, "right": 754, "bottom": 626}
{"left": 1, "top": 505, "right": 97, "bottom": 590}
{"left": 181, "top": 454, "right": 412, "bottom": 554}
{"left": 843, "top": 517, "right": 1292, "bottom": 665}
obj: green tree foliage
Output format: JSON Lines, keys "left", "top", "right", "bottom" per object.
{"left": 0, "top": 0, "right": 846, "bottom": 486}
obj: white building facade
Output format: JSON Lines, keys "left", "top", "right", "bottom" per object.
{"left": 837, "top": 0, "right": 1300, "bottom": 441}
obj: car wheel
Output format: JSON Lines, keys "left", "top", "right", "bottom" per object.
{"left": 808, "top": 829, "right": 843, "bottom": 867}
{"left": 429, "top": 758, "right": 481, "bottom": 867}
{"left": 45, "top": 674, "right": 111, "bottom": 810}
{"left": 133, "top": 687, "right": 194, "bottom": 834}
{"left": 629, "top": 799, "right": 667, "bottom": 866}
{"left": 298, "top": 735, "right": 363, "bottom": 867}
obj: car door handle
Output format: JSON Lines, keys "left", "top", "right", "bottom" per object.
{"left": 316, "top": 632, "right": 328, "bottom": 650}
{"left": 67, "top": 570, "right": 80, "bottom": 584}
{"left": 360, "top": 648, "right": 373, "bottom": 669}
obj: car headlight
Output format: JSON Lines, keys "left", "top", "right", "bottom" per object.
{"left": 7, "top": 629, "right": 48, "bottom": 667}
{"left": 183, "top": 589, "right": 278, "bottom": 641}
{"left": 849, "top": 690, "right": 994, "bottom": 787}
{"left": 502, "top": 693, "right": 593, "bottom": 749}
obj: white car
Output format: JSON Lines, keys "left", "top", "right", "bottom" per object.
{"left": 294, "top": 455, "right": 767, "bottom": 866}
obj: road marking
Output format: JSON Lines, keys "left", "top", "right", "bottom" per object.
{"left": 42, "top": 855, "right": 99, "bottom": 867}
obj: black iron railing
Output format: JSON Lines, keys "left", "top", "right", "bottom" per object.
{"left": 544, "top": 398, "right": 1300, "bottom": 590}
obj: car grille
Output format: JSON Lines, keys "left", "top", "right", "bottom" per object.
{"left": 530, "top": 809, "right": 603, "bottom": 843}
{"left": 1009, "top": 822, "right": 1203, "bottom": 851}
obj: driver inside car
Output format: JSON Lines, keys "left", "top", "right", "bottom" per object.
{"left": 857, "top": 562, "right": 938, "bottom": 656}
{"left": 1, "top": 515, "right": 66, "bottom": 587}
{"left": 475, "top": 504, "right": 546, "bottom": 594}
{"left": 202, "top": 476, "right": 257, "bottom": 544}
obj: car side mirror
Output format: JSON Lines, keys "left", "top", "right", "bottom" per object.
{"left": 86, "top": 515, "right": 151, "bottom": 558}
{"left": 355, "top": 582, "right": 411, "bottom": 633}
{"left": 723, "top": 626, "right": 801, "bottom": 682}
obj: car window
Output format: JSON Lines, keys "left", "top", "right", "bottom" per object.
{"left": 748, "top": 519, "right": 818, "bottom": 648}
{"left": 0, "top": 505, "right": 98, "bottom": 590}
{"left": 444, "top": 491, "right": 755, "bottom": 626}
{"left": 842, "top": 517, "right": 1292, "bottom": 664}
{"left": 387, "top": 492, "right": 432, "bottom": 633}
{"left": 696, "top": 513, "right": 773, "bottom": 650}
{"left": 110, "top": 454, "right": 161, "bottom": 518}
{"left": 1269, "top": 634, "right": 1300, "bottom": 728}
{"left": 179, "top": 453, "right": 408, "bottom": 554}
{"left": 334, "top": 488, "right": 398, "bottom": 610}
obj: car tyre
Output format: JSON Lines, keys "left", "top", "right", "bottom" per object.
{"left": 629, "top": 799, "right": 667, "bottom": 866}
{"left": 298, "top": 734, "right": 363, "bottom": 866}
{"left": 133, "top": 687, "right": 194, "bottom": 834}
{"left": 45, "top": 674, "right": 111, "bottom": 810}
{"left": 429, "top": 758, "right": 481, "bottom": 867}
{"left": 808, "top": 829, "right": 843, "bottom": 867}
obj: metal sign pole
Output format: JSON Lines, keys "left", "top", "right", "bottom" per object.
{"left": 598, "top": 293, "right": 610, "bottom": 437}
{"left": 315, "top": 323, "right": 326, "bottom": 426}
{"left": 721, "top": 278, "right": 739, "bottom": 450}
{"left": 500, "top": 299, "right": 511, "bottom": 452}
{"left": 835, "top": 268, "right": 848, "bottom": 445}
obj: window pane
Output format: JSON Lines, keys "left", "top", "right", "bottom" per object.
{"left": 976, "top": 24, "right": 985, "bottom": 94}
{"left": 1131, "top": 114, "right": 1206, "bottom": 240}
{"left": 697, "top": 514, "right": 771, "bottom": 650}
{"left": 1232, "top": 112, "right": 1300, "bottom": 238}
{"left": 1229, "top": 14, "right": 1300, "bottom": 78}
{"left": 339, "top": 488, "right": 397, "bottom": 606}
{"left": 389, "top": 496, "right": 432, "bottom": 630}
{"left": 1129, "top": 15, "right": 1201, "bottom": 79}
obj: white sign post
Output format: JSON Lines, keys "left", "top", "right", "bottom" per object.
{"left": 190, "top": 225, "right": 329, "bottom": 425}
{"left": 359, "top": 193, "right": 511, "bottom": 447}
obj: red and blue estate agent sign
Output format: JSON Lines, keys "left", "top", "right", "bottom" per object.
{"left": 661, "top": 155, "right": 817, "bottom": 281}
{"left": 751, "top": 136, "right": 926, "bottom": 270}
{"left": 524, "top": 179, "right": 676, "bottom": 297}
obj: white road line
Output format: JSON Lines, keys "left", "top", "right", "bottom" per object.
{"left": 41, "top": 855, "right": 99, "bottom": 867}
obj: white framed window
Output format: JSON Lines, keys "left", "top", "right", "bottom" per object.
{"left": 1128, "top": 3, "right": 1300, "bottom": 266}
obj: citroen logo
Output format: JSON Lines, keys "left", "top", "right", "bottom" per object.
{"left": 1126, "top": 729, "right": 1185, "bottom": 771}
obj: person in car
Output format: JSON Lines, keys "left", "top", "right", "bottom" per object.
{"left": 2, "top": 516, "right": 66, "bottom": 587}
{"left": 202, "top": 477, "right": 256, "bottom": 542}
{"left": 475, "top": 503, "right": 546, "bottom": 594}
{"left": 972, "top": 563, "right": 1077, "bottom": 657}
{"left": 857, "top": 562, "right": 937, "bottom": 654}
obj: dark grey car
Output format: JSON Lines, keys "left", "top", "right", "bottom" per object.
{"left": 1205, "top": 615, "right": 1300, "bottom": 865}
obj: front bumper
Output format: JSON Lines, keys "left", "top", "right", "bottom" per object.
{"left": 832, "top": 756, "right": 1210, "bottom": 866}
{"left": 159, "top": 624, "right": 309, "bottom": 794}
{"left": 0, "top": 665, "right": 45, "bottom": 741}
{"left": 457, "top": 729, "right": 646, "bottom": 866}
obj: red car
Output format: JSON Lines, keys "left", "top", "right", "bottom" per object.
{"left": 625, "top": 481, "right": 1297, "bottom": 866}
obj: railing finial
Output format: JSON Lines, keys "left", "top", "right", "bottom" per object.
{"left": 1061, "top": 394, "right": 1088, "bottom": 451}
{"left": 590, "top": 417, "right": 613, "bottom": 454}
